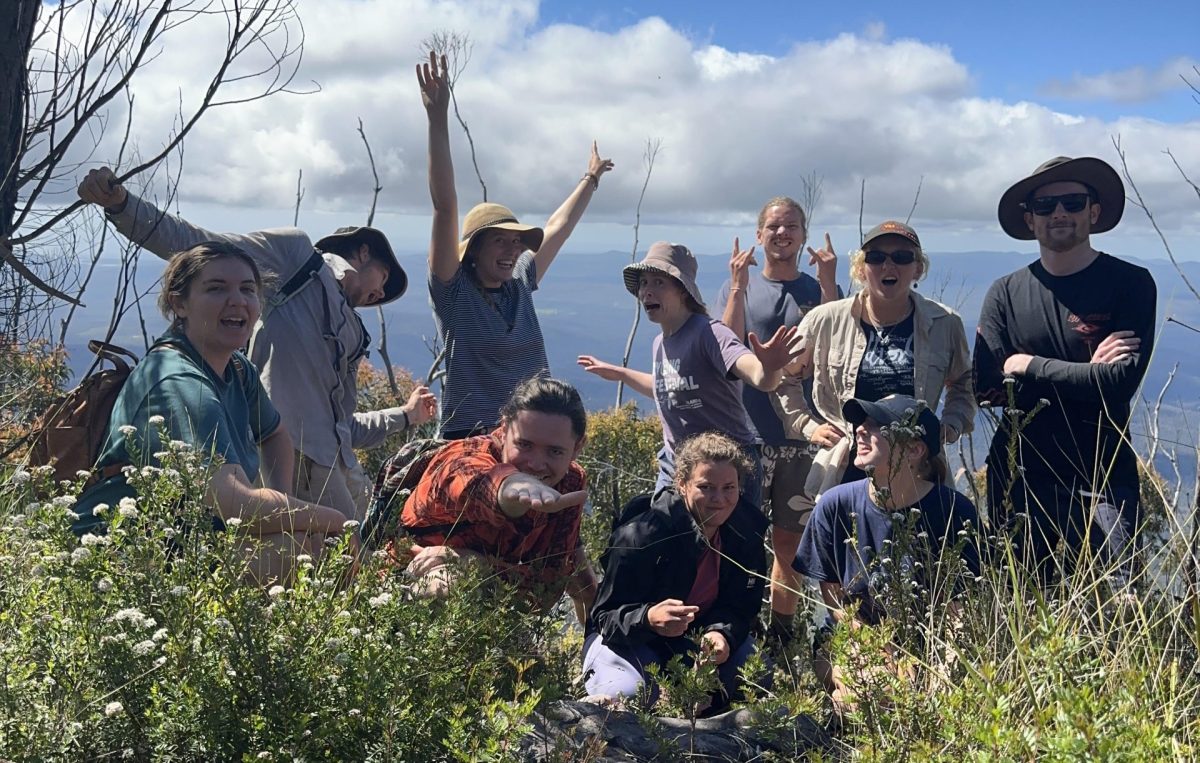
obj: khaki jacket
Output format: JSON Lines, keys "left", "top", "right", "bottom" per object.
{"left": 772, "top": 289, "right": 975, "bottom": 501}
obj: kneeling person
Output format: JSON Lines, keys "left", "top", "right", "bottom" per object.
{"left": 584, "top": 432, "right": 768, "bottom": 710}
{"left": 397, "top": 377, "right": 598, "bottom": 621}
{"left": 794, "top": 395, "right": 980, "bottom": 716}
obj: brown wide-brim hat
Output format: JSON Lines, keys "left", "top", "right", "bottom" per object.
{"left": 458, "top": 202, "right": 545, "bottom": 260}
{"left": 998, "top": 156, "right": 1125, "bottom": 240}
{"left": 314, "top": 226, "right": 408, "bottom": 304}
{"left": 621, "top": 241, "right": 707, "bottom": 312}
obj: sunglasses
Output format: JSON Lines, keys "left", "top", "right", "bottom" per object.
{"left": 1023, "top": 193, "right": 1092, "bottom": 216}
{"left": 863, "top": 249, "right": 917, "bottom": 266}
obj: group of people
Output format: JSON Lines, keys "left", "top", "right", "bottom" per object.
{"left": 65, "top": 49, "right": 1156, "bottom": 716}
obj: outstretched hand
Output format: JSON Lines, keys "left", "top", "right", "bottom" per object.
{"left": 416, "top": 51, "right": 451, "bottom": 115}
{"left": 729, "top": 237, "right": 757, "bottom": 291}
{"left": 499, "top": 472, "right": 587, "bottom": 517}
{"left": 587, "top": 141, "right": 614, "bottom": 181}
{"left": 78, "top": 167, "right": 127, "bottom": 213}
{"left": 748, "top": 324, "right": 800, "bottom": 373}
{"left": 577, "top": 355, "right": 624, "bottom": 382}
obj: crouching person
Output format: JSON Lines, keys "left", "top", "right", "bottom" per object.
{"left": 71, "top": 242, "right": 355, "bottom": 583}
{"left": 583, "top": 432, "right": 768, "bottom": 711}
{"left": 394, "top": 377, "right": 598, "bottom": 622}
{"left": 794, "top": 395, "right": 980, "bottom": 721}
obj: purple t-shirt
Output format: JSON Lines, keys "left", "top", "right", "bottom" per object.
{"left": 652, "top": 313, "right": 755, "bottom": 453}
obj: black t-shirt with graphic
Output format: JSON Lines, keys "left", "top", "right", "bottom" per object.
{"left": 854, "top": 312, "right": 916, "bottom": 403}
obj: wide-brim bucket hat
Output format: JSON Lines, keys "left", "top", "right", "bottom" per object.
{"left": 315, "top": 226, "right": 407, "bottom": 304}
{"left": 621, "top": 241, "right": 707, "bottom": 312}
{"left": 458, "top": 202, "right": 544, "bottom": 260}
{"left": 998, "top": 156, "right": 1125, "bottom": 240}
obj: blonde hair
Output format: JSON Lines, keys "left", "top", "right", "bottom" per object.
{"left": 756, "top": 196, "right": 808, "bottom": 232}
{"left": 848, "top": 244, "right": 931, "bottom": 287}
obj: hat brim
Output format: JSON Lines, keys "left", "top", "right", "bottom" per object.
{"left": 458, "top": 221, "right": 545, "bottom": 260}
{"left": 621, "top": 262, "right": 708, "bottom": 312}
{"left": 998, "top": 157, "right": 1125, "bottom": 240}
{"left": 841, "top": 398, "right": 942, "bottom": 460}
{"left": 314, "top": 227, "right": 408, "bottom": 305}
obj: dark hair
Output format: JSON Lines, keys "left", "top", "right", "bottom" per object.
{"left": 757, "top": 195, "right": 808, "bottom": 232}
{"left": 318, "top": 235, "right": 370, "bottom": 264}
{"left": 157, "top": 241, "right": 270, "bottom": 328}
{"left": 499, "top": 376, "right": 587, "bottom": 440}
{"left": 674, "top": 431, "right": 753, "bottom": 488}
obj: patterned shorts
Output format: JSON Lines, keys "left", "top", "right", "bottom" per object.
{"left": 760, "top": 443, "right": 818, "bottom": 533}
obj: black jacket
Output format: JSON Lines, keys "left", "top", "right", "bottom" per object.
{"left": 589, "top": 488, "right": 768, "bottom": 656}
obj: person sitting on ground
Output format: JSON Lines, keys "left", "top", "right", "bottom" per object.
{"left": 419, "top": 52, "right": 613, "bottom": 439}
{"left": 77, "top": 168, "right": 435, "bottom": 526}
{"left": 577, "top": 242, "right": 796, "bottom": 511}
{"left": 393, "top": 377, "right": 598, "bottom": 622}
{"left": 774, "top": 220, "right": 975, "bottom": 503}
{"left": 583, "top": 431, "right": 768, "bottom": 711}
{"left": 71, "top": 242, "right": 354, "bottom": 583}
{"left": 793, "top": 395, "right": 980, "bottom": 720}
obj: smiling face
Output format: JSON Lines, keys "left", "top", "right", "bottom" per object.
{"left": 862, "top": 233, "right": 921, "bottom": 301}
{"left": 1024, "top": 180, "right": 1100, "bottom": 254}
{"left": 756, "top": 204, "right": 807, "bottom": 264}
{"left": 341, "top": 244, "right": 390, "bottom": 307}
{"left": 469, "top": 228, "right": 528, "bottom": 288}
{"left": 679, "top": 459, "right": 741, "bottom": 537}
{"left": 170, "top": 257, "right": 261, "bottom": 361}
{"left": 637, "top": 271, "right": 690, "bottom": 326}
{"left": 499, "top": 410, "right": 585, "bottom": 487}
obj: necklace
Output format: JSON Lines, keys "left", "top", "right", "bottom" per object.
{"left": 864, "top": 299, "right": 911, "bottom": 347}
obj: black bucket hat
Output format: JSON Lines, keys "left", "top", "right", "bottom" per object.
{"left": 997, "top": 156, "right": 1125, "bottom": 240}
{"left": 315, "top": 226, "right": 407, "bottom": 304}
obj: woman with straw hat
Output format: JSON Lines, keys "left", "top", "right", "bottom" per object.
{"left": 419, "top": 53, "right": 613, "bottom": 440}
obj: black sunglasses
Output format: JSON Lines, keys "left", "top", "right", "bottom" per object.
{"left": 1023, "top": 192, "right": 1092, "bottom": 216}
{"left": 863, "top": 249, "right": 917, "bottom": 266}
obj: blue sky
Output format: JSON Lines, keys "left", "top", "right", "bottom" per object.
{"left": 537, "top": 0, "right": 1200, "bottom": 122}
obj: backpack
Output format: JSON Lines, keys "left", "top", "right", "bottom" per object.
{"left": 25, "top": 341, "right": 144, "bottom": 485}
{"left": 361, "top": 437, "right": 447, "bottom": 548}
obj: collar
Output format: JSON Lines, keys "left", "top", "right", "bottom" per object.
{"left": 322, "top": 252, "right": 356, "bottom": 282}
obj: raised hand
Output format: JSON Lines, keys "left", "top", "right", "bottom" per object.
{"left": 729, "top": 237, "right": 757, "bottom": 292}
{"left": 587, "top": 141, "right": 614, "bottom": 182}
{"left": 1091, "top": 330, "right": 1140, "bottom": 364}
{"left": 747, "top": 324, "right": 800, "bottom": 373}
{"left": 646, "top": 598, "right": 699, "bottom": 638}
{"left": 499, "top": 472, "right": 587, "bottom": 516}
{"left": 807, "top": 232, "right": 837, "bottom": 290}
{"left": 77, "top": 167, "right": 127, "bottom": 213}
{"left": 416, "top": 51, "right": 450, "bottom": 116}
{"left": 577, "top": 354, "right": 624, "bottom": 382}
{"left": 403, "top": 384, "right": 438, "bottom": 427}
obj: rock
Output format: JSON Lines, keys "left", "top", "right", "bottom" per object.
{"left": 518, "top": 699, "right": 833, "bottom": 762}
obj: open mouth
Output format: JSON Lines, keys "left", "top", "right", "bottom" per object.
{"left": 220, "top": 317, "right": 248, "bottom": 329}
{"left": 497, "top": 259, "right": 515, "bottom": 270}
{"left": 643, "top": 300, "right": 661, "bottom": 312}
{"left": 881, "top": 276, "right": 899, "bottom": 286}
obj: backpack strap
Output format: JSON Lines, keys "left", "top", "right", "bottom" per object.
{"left": 265, "top": 249, "right": 325, "bottom": 319}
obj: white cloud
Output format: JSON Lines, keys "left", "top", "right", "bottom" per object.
{"left": 45, "top": 0, "right": 1200, "bottom": 255}
{"left": 1042, "top": 57, "right": 1199, "bottom": 103}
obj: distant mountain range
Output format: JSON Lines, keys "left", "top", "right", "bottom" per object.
{"left": 59, "top": 247, "right": 1200, "bottom": 484}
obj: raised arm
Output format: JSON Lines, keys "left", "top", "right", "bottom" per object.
{"left": 531, "top": 141, "right": 613, "bottom": 284}
{"left": 420, "top": 52, "right": 461, "bottom": 285}
{"left": 731, "top": 325, "right": 798, "bottom": 391}
{"left": 720, "top": 238, "right": 755, "bottom": 340}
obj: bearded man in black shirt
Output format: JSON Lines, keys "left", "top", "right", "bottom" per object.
{"left": 974, "top": 156, "right": 1156, "bottom": 585}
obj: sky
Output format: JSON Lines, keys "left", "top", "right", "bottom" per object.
{"left": 41, "top": 0, "right": 1200, "bottom": 262}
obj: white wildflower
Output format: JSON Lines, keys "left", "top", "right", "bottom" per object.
{"left": 119, "top": 496, "right": 137, "bottom": 511}
{"left": 71, "top": 547, "right": 92, "bottom": 563}
{"left": 140, "top": 466, "right": 159, "bottom": 478}
{"left": 80, "top": 533, "right": 107, "bottom": 547}
{"left": 342, "top": 520, "right": 360, "bottom": 531}
{"left": 75, "top": 470, "right": 93, "bottom": 480}
{"left": 152, "top": 451, "right": 169, "bottom": 460}
{"left": 132, "top": 639, "right": 156, "bottom": 657}
{"left": 34, "top": 465, "right": 56, "bottom": 476}
{"left": 31, "top": 564, "right": 46, "bottom": 576}
{"left": 152, "top": 628, "right": 168, "bottom": 642}
{"left": 335, "top": 610, "right": 351, "bottom": 619}
{"left": 104, "top": 701, "right": 124, "bottom": 717}
{"left": 153, "top": 656, "right": 167, "bottom": 668}
{"left": 295, "top": 554, "right": 312, "bottom": 564}
{"left": 213, "top": 617, "right": 232, "bottom": 630}
{"left": 169, "top": 440, "right": 191, "bottom": 451}
{"left": 92, "top": 503, "right": 109, "bottom": 517}
{"left": 348, "top": 627, "right": 361, "bottom": 638}
{"left": 66, "top": 510, "right": 80, "bottom": 521}
{"left": 9, "top": 514, "right": 25, "bottom": 526}
{"left": 267, "top": 585, "right": 285, "bottom": 598}
{"left": 110, "top": 608, "right": 155, "bottom": 630}
{"left": 257, "top": 752, "right": 271, "bottom": 760}
{"left": 118, "top": 504, "right": 139, "bottom": 520}
{"left": 118, "top": 425, "right": 137, "bottom": 437}
{"left": 224, "top": 517, "right": 243, "bottom": 528}
{"left": 161, "top": 527, "right": 177, "bottom": 539}
{"left": 348, "top": 708, "right": 362, "bottom": 717}
{"left": 10, "top": 470, "right": 30, "bottom": 485}
{"left": 169, "top": 585, "right": 188, "bottom": 597}
{"left": 52, "top": 495, "right": 75, "bottom": 508}
{"left": 368, "top": 592, "right": 392, "bottom": 609}
{"left": 148, "top": 415, "right": 165, "bottom": 427}
{"left": 97, "top": 577, "right": 113, "bottom": 593}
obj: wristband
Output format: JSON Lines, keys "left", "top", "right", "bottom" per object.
{"left": 581, "top": 172, "right": 599, "bottom": 190}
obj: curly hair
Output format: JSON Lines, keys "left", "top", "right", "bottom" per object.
{"left": 674, "top": 431, "right": 753, "bottom": 489}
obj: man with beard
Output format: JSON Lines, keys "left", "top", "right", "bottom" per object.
{"left": 716, "top": 196, "right": 839, "bottom": 645}
{"left": 974, "top": 156, "right": 1156, "bottom": 585}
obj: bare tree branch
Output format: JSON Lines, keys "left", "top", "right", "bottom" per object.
{"left": 356, "top": 118, "right": 382, "bottom": 227}
{"left": 858, "top": 177, "right": 866, "bottom": 244}
{"left": 905, "top": 174, "right": 924, "bottom": 225}
{"left": 293, "top": 168, "right": 303, "bottom": 226}
{"left": 799, "top": 170, "right": 823, "bottom": 234}
{"left": 616, "top": 137, "right": 662, "bottom": 407}
{"left": 355, "top": 116, "right": 398, "bottom": 397}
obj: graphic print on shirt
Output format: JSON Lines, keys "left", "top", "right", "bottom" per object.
{"left": 855, "top": 314, "right": 916, "bottom": 401}
{"left": 655, "top": 355, "right": 702, "bottom": 411}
